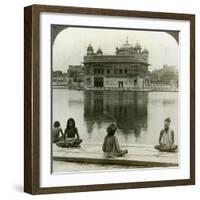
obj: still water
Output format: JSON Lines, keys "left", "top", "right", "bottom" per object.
{"left": 53, "top": 89, "right": 178, "bottom": 145}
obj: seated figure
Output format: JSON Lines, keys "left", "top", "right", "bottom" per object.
{"left": 154, "top": 117, "right": 178, "bottom": 152}
{"left": 52, "top": 121, "right": 64, "bottom": 143}
{"left": 56, "top": 118, "right": 83, "bottom": 148}
{"left": 102, "top": 123, "right": 128, "bottom": 158}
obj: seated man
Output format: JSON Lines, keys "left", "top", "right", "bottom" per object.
{"left": 56, "top": 118, "right": 82, "bottom": 148}
{"left": 154, "top": 117, "right": 178, "bottom": 152}
{"left": 52, "top": 121, "right": 64, "bottom": 143}
{"left": 102, "top": 123, "right": 128, "bottom": 158}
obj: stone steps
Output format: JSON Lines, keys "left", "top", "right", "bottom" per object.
{"left": 53, "top": 143, "right": 178, "bottom": 168}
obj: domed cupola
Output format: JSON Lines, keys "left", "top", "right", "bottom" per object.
{"left": 116, "top": 37, "right": 134, "bottom": 55}
{"left": 142, "top": 48, "right": 149, "bottom": 54}
{"left": 142, "top": 48, "right": 149, "bottom": 60}
{"left": 120, "top": 37, "right": 133, "bottom": 50}
{"left": 87, "top": 43, "right": 94, "bottom": 55}
{"left": 96, "top": 47, "right": 103, "bottom": 55}
{"left": 135, "top": 41, "right": 142, "bottom": 53}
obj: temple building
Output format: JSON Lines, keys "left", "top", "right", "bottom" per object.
{"left": 83, "top": 38, "right": 150, "bottom": 90}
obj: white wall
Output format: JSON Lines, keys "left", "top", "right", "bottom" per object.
{"left": 0, "top": 0, "right": 199, "bottom": 199}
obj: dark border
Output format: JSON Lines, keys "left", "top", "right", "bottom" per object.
{"left": 50, "top": 24, "right": 180, "bottom": 44}
{"left": 24, "top": 4, "right": 195, "bottom": 195}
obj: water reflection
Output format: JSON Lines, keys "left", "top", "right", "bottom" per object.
{"left": 53, "top": 89, "right": 178, "bottom": 145}
{"left": 84, "top": 91, "right": 148, "bottom": 138}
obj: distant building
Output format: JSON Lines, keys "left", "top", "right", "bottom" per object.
{"left": 52, "top": 70, "right": 71, "bottom": 86}
{"left": 67, "top": 65, "right": 84, "bottom": 82}
{"left": 83, "top": 39, "right": 150, "bottom": 89}
{"left": 162, "top": 65, "right": 177, "bottom": 73}
{"left": 68, "top": 65, "right": 84, "bottom": 73}
{"left": 150, "top": 65, "right": 178, "bottom": 87}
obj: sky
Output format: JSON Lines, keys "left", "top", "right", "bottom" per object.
{"left": 52, "top": 27, "right": 179, "bottom": 72}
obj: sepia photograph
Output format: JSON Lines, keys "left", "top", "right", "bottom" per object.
{"left": 51, "top": 26, "right": 179, "bottom": 173}
{"left": 24, "top": 5, "right": 195, "bottom": 193}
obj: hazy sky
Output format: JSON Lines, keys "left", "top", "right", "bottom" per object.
{"left": 52, "top": 27, "right": 179, "bottom": 72}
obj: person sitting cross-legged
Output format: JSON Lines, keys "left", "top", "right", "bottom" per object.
{"left": 56, "top": 118, "right": 83, "bottom": 148}
{"left": 102, "top": 123, "right": 128, "bottom": 158}
{"left": 52, "top": 121, "right": 64, "bottom": 143}
{"left": 154, "top": 117, "right": 178, "bottom": 152}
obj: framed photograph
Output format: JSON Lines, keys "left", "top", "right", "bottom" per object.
{"left": 24, "top": 4, "right": 195, "bottom": 194}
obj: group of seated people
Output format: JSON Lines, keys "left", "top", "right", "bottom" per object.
{"left": 52, "top": 118, "right": 82, "bottom": 148}
{"left": 53, "top": 117, "right": 177, "bottom": 158}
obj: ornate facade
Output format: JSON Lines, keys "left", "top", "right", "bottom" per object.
{"left": 83, "top": 39, "right": 150, "bottom": 89}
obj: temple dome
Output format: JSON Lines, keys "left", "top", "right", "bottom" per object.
{"left": 120, "top": 42, "right": 133, "bottom": 50}
{"left": 87, "top": 43, "right": 94, "bottom": 55}
{"left": 115, "top": 38, "right": 135, "bottom": 55}
{"left": 142, "top": 48, "right": 149, "bottom": 53}
{"left": 96, "top": 47, "right": 103, "bottom": 55}
{"left": 87, "top": 44, "right": 93, "bottom": 51}
{"left": 135, "top": 42, "right": 142, "bottom": 49}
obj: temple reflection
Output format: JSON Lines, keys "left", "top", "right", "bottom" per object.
{"left": 84, "top": 91, "right": 148, "bottom": 137}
